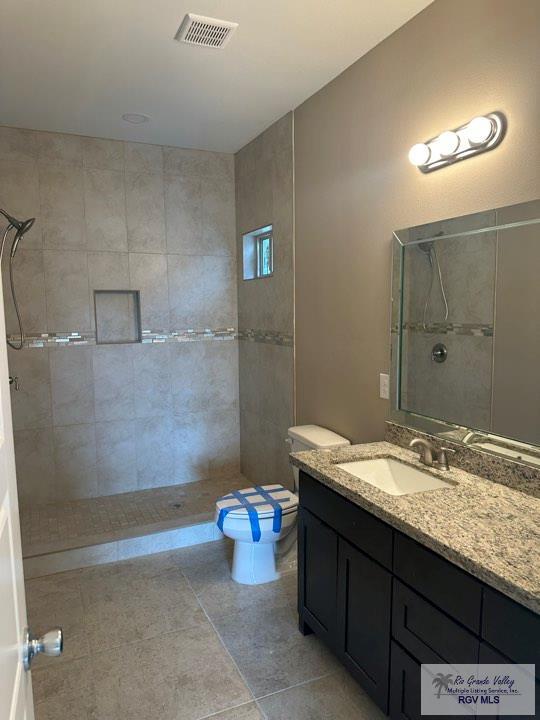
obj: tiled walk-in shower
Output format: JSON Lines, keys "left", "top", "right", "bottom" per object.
{"left": 3, "top": 113, "right": 294, "bottom": 569}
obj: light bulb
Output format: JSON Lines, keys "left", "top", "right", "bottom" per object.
{"left": 466, "top": 116, "right": 494, "bottom": 145}
{"left": 408, "top": 143, "right": 431, "bottom": 167}
{"left": 435, "top": 130, "right": 460, "bottom": 157}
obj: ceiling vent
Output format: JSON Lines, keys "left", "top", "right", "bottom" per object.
{"left": 175, "top": 13, "right": 238, "bottom": 49}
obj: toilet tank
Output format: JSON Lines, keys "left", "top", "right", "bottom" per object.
{"left": 287, "top": 425, "right": 350, "bottom": 491}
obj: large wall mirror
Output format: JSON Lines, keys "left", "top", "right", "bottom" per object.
{"left": 390, "top": 200, "right": 539, "bottom": 466}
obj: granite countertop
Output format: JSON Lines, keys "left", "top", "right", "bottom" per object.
{"left": 290, "top": 441, "right": 540, "bottom": 614}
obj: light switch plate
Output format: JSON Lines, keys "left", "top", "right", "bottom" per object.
{"left": 379, "top": 373, "right": 390, "bottom": 400}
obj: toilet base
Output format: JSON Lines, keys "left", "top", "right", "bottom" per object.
{"left": 232, "top": 540, "right": 279, "bottom": 585}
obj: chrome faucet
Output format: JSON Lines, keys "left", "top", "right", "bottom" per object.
{"left": 409, "top": 438, "right": 455, "bottom": 471}
{"left": 409, "top": 438, "right": 435, "bottom": 466}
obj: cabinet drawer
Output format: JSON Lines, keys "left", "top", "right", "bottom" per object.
{"left": 299, "top": 472, "right": 393, "bottom": 568}
{"left": 394, "top": 533, "right": 482, "bottom": 633}
{"left": 482, "top": 588, "right": 540, "bottom": 674}
{"left": 392, "top": 580, "right": 479, "bottom": 664}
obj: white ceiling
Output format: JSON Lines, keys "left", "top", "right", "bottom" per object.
{"left": 0, "top": 0, "right": 432, "bottom": 153}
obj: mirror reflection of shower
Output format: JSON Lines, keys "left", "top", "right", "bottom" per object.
{"left": 418, "top": 240, "right": 449, "bottom": 331}
{"left": 0, "top": 209, "right": 36, "bottom": 350}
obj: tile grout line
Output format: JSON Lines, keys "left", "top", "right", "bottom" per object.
{"left": 181, "top": 570, "right": 257, "bottom": 706}
{"left": 181, "top": 562, "right": 336, "bottom": 714}
{"left": 253, "top": 669, "right": 339, "bottom": 703}
{"left": 195, "top": 698, "right": 262, "bottom": 720}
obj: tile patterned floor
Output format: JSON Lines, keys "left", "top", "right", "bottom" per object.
{"left": 21, "top": 477, "right": 238, "bottom": 557}
{"left": 26, "top": 540, "right": 386, "bottom": 720}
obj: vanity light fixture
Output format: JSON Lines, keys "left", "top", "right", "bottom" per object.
{"left": 409, "top": 112, "right": 506, "bottom": 172}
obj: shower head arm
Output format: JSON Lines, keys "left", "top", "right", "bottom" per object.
{"left": 0, "top": 208, "right": 21, "bottom": 229}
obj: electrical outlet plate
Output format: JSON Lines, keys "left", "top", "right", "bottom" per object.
{"left": 379, "top": 373, "right": 390, "bottom": 400}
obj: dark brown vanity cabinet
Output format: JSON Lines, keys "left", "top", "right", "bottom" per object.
{"left": 297, "top": 471, "right": 540, "bottom": 719}
{"left": 297, "top": 507, "right": 339, "bottom": 648}
{"left": 337, "top": 538, "right": 392, "bottom": 709}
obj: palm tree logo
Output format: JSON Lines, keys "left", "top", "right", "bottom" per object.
{"left": 432, "top": 673, "right": 453, "bottom": 699}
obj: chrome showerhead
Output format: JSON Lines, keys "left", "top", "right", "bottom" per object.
{"left": 0, "top": 209, "right": 35, "bottom": 257}
{"left": 0, "top": 207, "right": 36, "bottom": 351}
{"left": 417, "top": 240, "right": 434, "bottom": 266}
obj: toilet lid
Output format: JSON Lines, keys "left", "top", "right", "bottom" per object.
{"left": 216, "top": 484, "right": 298, "bottom": 520}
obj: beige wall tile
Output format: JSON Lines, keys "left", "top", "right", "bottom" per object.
{"left": 43, "top": 250, "right": 90, "bottom": 330}
{"left": 125, "top": 172, "right": 166, "bottom": 253}
{"left": 173, "top": 411, "right": 210, "bottom": 484}
{"left": 53, "top": 423, "right": 98, "bottom": 498}
{"left": 129, "top": 252, "right": 169, "bottom": 330}
{"left": 82, "top": 137, "right": 124, "bottom": 171}
{"left": 5, "top": 128, "right": 241, "bottom": 504}
{"left": 135, "top": 415, "right": 175, "bottom": 488}
{"left": 95, "top": 419, "right": 137, "bottom": 495}
{"left": 164, "top": 175, "right": 201, "bottom": 253}
{"left": 49, "top": 346, "right": 95, "bottom": 426}
{"left": 124, "top": 142, "right": 163, "bottom": 174}
{"left": 170, "top": 340, "right": 238, "bottom": 414}
{"left": 2, "top": 249, "right": 47, "bottom": 334}
{"left": 14, "top": 427, "right": 55, "bottom": 506}
{"left": 207, "top": 407, "right": 241, "bottom": 479}
{"left": 83, "top": 168, "right": 127, "bottom": 251}
{"left": 168, "top": 254, "right": 236, "bottom": 330}
{"left": 0, "top": 159, "right": 42, "bottom": 248}
{"left": 39, "top": 164, "right": 85, "bottom": 249}
{"left": 87, "top": 251, "right": 129, "bottom": 290}
{"left": 0, "top": 126, "right": 39, "bottom": 163}
{"left": 92, "top": 345, "right": 134, "bottom": 422}
{"left": 201, "top": 176, "right": 235, "bottom": 256}
{"left": 131, "top": 343, "right": 171, "bottom": 418}
{"left": 163, "top": 146, "right": 204, "bottom": 176}
{"left": 7, "top": 347, "right": 52, "bottom": 431}
{"left": 36, "top": 131, "right": 83, "bottom": 166}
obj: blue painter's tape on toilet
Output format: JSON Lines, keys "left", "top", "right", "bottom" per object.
{"left": 216, "top": 484, "right": 297, "bottom": 542}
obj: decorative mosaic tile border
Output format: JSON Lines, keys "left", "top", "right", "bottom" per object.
{"left": 391, "top": 322, "right": 494, "bottom": 337}
{"left": 237, "top": 329, "right": 294, "bottom": 346}
{"left": 8, "top": 328, "right": 238, "bottom": 348}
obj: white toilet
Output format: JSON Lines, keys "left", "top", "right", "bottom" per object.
{"left": 216, "top": 424, "right": 350, "bottom": 585}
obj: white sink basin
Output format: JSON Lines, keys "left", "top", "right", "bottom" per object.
{"left": 335, "top": 458, "right": 453, "bottom": 496}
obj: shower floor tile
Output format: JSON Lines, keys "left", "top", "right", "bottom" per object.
{"left": 20, "top": 477, "right": 240, "bottom": 558}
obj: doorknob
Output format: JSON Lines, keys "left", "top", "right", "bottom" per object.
{"left": 23, "top": 627, "right": 63, "bottom": 670}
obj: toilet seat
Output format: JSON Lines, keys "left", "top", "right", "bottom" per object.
{"left": 216, "top": 484, "right": 298, "bottom": 542}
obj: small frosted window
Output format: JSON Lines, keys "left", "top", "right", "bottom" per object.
{"left": 243, "top": 225, "right": 273, "bottom": 280}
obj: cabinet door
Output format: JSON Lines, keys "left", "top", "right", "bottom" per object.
{"left": 298, "top": 508, "right": 339, "bottom": 647}
{"left": 337, "top": 538, "right": 392, "bottom": 712}
{"left": 389, "top": 642, "right": 444, "bottom": 720}
{"left": 479, "top": 642, "right": 539, "bottom": 720}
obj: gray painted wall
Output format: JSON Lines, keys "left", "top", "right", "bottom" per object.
{"left": 294, "top": 0, "right": 540, "bottom": 444}
{"left": 0, "top": 127, "right": 240, "bottom": 507}
{"left": 235, "top": 113, "right": 295, "bottom": 489}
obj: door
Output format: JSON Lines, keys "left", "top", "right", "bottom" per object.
{"left": 337, "top": 538, "right": 392, "bottom": 712}
{"left": 0, "top": 280, "right": 34, "bottom": 719}
{"left": 298, "top": 508, "right": 339, "bottom": 648}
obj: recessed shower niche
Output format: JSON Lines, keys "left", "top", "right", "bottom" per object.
{"left": 94, "top": 290, "right": 142, "bottom": 344}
